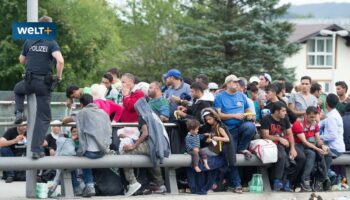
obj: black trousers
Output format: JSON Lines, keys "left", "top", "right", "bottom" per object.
{"left": 271, "top": 144, "right": 306, "bottom": 184}
{"left": 14, "top": 78, "right": 51, "bottom": 153}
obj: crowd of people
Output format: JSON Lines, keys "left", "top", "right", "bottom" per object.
{"left": 1, "top": 67, "right": 350, "bottom": 197}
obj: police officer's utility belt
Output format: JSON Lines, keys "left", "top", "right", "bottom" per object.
{"left": 23, "top": 71, "right": 60, "bottom": 91}
{"left": 31, "top": 74, "right": 46, "bottom": 80}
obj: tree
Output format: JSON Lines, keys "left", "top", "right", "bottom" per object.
{"left": 116, "top": 0, "right": 185, "bottom": 82}
{"left": 0, "top": 0, "right": 123, "bottom": 91}
{"left": 170, "top": 0, "right": 300, "bottom": 83}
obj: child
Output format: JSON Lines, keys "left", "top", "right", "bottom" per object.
{"left": 201, "top": 109, "right": 230, "bottom": 156}
{"left": 185, "top": 119, "right": 210, "bottom": 172}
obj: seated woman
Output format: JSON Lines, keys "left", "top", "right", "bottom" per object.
{"left": 90, "top": 84, "right": 123, "bottom": 122}
{"left": 186, "top": 107, "right": 234, "bottom": 194}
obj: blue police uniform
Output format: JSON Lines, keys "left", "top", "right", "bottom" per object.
{"left": 14, "top": 39, "right": 60, "bottom": 156}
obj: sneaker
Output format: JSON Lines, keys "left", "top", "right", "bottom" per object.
{"left": 312, "top": 180, "right": 323, "bottom": 192}
{"left": 5, "top": 176, "right": 14, "bottom": 183}
{"left": 273, "top": 179, "right": 283, "bottom": 191}
{"left": 283, "top": 180, "right": 292, "bottom": 192}
{"left": 300, "top": 180, "right": 312, "bottom": 192}
{"left": 152, "top": 185, "right": 167, "bottom": 194}
{"left": 14, "top": 111, "right": 24, "bottom": 124}
{"left": 125, "top": 182, "right": 142, "bottom": 196}
{"left": 82, "top": 185, "right": 96, "bottom": 197}
{"left": 74, "top": 187, "right": 83, "bottom": 196}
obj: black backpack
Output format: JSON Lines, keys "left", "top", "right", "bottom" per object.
{"left": 93, "top": 168, "right": 125, "bottom": 196}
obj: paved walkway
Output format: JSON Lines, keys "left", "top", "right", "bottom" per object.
{"left": 0, "top": 180, "right": 350, "bottom": 200}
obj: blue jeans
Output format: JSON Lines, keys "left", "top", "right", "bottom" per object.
{"left": 0, "top": 147, "right": 16, "bottom": 178}
{"left": 72, "top": 151, "right": 104, "bottom": 188}
{"left": 228, "top": 121, "right": 256, "bottom": 187}
{"left": 296, "top": 144, "right": 315, "bottom": 182}
{"left": 325, "top": 148, "right": 341, "bottom": 174}
{"left": 229, "top": 121, "right": 256, "bottom": 152}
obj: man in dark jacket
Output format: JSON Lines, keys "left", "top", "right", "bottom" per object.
{"left": 175, "top": 82, "right": 212, "bottom": 123}
{"left": 343, "top": 103, "right": 350, "bottom": 151}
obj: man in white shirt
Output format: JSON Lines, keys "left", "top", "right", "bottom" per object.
{"left": 320, "top": 93, "right": 345, "bottom": 176}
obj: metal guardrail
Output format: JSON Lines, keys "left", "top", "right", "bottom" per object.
{"left": 1, "top": 153, "right": 349, "bottom": 198}
{"left": 0, "top": 153, "right": 271, "bottom": 197}
{"left": 0, "top": 122, "right": 178, "bottom": 128}
{"left": 0, "top": 101, "right": 69, "bottom": 106}
{"left": 0, "top": 154, "right": 270, "bottom": 171}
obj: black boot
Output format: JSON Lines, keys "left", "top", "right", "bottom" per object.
{"left": 14, "top": 111, "right": 24, "bottom": 124}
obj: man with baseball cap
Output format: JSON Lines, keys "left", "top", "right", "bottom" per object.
{"left": 163, "top": 69, "right": 191, "bottom": 121}
{"left": 214, "top": 74, "right": 256, "bottom": 193}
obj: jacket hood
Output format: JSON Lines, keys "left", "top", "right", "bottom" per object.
{"left": 201, "top": 107, "right": 221, "bottom": 125}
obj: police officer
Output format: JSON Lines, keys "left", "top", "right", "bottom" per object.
{"left": 13, "top": 16, "right": 64, "bottom": 159}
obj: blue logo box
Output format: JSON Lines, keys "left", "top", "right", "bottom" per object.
{"left": 12, "top": 22, "right": 57, "bottom": 40}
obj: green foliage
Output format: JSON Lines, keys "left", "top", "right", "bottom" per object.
{"left": 0, "top": 1, "right": 27, "bottom": 90}
{"left": 116, "top": 0, "right": 186, "bottom": 82}
{"left": 0, "top": 0, "right": 299, "bottom": 90}
{"left": 169, "top": 0, "right": 300, "bottom": 83}
{"left": 0, "top": 0, "right": 123, "bottom": 90}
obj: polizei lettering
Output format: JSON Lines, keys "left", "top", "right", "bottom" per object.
{"left": 29, "top": 45, "right": 48, "bottom": 52}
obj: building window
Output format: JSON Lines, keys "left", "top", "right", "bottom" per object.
{"left": 307, "top": 37, "right": 333, "bottom": 67}
{"left": 324, "top": 82, "right": 330, "bottom": 93}
{"left": 317, "top": 81, "right": 331, "bottom": 93}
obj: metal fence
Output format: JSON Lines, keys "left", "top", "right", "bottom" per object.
{"left": 0, "top": 91, "right": 69, "bottom": 136}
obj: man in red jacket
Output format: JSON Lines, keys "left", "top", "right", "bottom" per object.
{"left": 120, "top": 73, "right": 145, "bottom": 122}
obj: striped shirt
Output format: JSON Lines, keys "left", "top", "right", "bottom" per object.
{"left": 185, "top": 133, "right": 205, "bottom": 151}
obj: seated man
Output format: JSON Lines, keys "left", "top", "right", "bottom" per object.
{"left": 175, "top": 81, "right": 212, "bottom": 123}
{"left": 147, "top": 81, "right": 170, "bottom": 122}
{"left": 319, "top": 93, "right": 345, "bottom": 177}
{"left": 261, "top": 101, "right": 299, "bottom": 192}
{"left": 43, "top": 120, "right": 62, "bottom": 156}
{"left": 63, "top": 94, "right": 112, "bottom": 197}
{"left": 65, "top": 85, "right": 91, "bottom": 108}
{"left": 122, "top": 98, "right": 170, "bottom": 196}
{"left": 214, "top": 74, "right": 256, "bottom": 193}
{"left": 292, "top": 106, "right": 330, "bottom": 192}
{"left": 0, "top": 123, "right": 27, "bottom": 183}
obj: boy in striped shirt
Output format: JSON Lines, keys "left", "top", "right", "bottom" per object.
{"left": 185, "top": 119, "right": 210, "bottom": 172}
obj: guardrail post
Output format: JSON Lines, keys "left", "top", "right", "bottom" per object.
{"left": 258, "top": 166, "right": 271, "bottom": 192}
{"left": 26, "top": 94, "right": 37, "bottom": 198}
{"left": 26, "top": 0, "right": 38, "bottom": 197}
{"left": 164, "top": 167, "right": 179, "bottom": 194}
{"left": 61, "top": 169, "right": 74, "bottom": 198}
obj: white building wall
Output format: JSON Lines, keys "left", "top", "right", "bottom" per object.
{"left": 284, "top": 37, "right": 350, "bottom": 94}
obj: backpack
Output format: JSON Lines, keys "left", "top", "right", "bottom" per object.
{"left": 93, "top": 168, "right": 125, "bottom": 196}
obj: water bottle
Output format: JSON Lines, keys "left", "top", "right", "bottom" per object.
{"left": 250, "top": 174, "right": 263, "bottom": 193}
{"left": 256, "top": 174, "right": 263, "bottom": 192}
